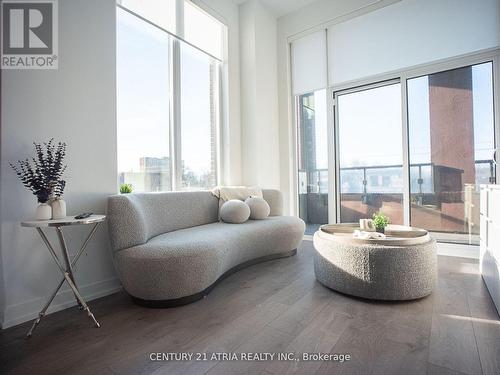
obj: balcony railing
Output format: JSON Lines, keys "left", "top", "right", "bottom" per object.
{"left": 299, "top": 160, "right": 494, "bottom": 241}
{"left": 299, "top": 160, "right": 496, "bottom": 196}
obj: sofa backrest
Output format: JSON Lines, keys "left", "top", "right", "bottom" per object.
{"left": 262, "top": 189, "right": 283, "bottom": 217}
{"left": 107, "top": 191, "right": 218, "bottom": 252}
{"left": 107, "top": 189, "right": 283, "bottom": 252}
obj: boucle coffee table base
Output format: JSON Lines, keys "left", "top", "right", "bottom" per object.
{"left": 313, "top": 225, "right": 437, "bottom": 301}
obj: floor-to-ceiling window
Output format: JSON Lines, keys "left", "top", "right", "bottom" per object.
{"left": 117, "top": 8, "right": 172, "bottom": 192}
{"left": 297, "top": 90, "right": 328, "bottom": 235}
{"left": 336, "top": 82, "right": 404, "bottom": 225}
{"left": 117, "top": 1, "right": 224, "bottom": 192}
{"left": 180, "top": 43, "right": 219, "bottom": 189}
{"left": 407, "top": 62, "right": 496, "bottom": 244}
{"left": 295, "top": 57, "right": 497, "bottom": 244}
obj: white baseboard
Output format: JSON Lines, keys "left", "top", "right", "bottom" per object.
{"left": 1, "top": 277, "right": 122, "bottom": 329}
{"left": 437, "top": 242, "right": 479, "bottom": 259}
{"left": 303, "top": 236, "right": 479, "bottom": 259}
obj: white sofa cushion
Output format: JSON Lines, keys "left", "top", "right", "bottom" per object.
{"left": 220, "top": 199, "right": 250, "bottom": 223}
{"left": 245, "top": 196, "right": 270, "bottom": 220}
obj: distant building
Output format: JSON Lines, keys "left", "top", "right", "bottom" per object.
{"left": 119, "top": 157, "right": 171, "bottom": 192}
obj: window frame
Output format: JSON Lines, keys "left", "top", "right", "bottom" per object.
{"left": 295, "top": 89, "right": 330, "bottom": 235}
{"left": 333, "top": 79, "right": 403, "bottom": 224}
{"left": 116, "top": 1, "right": 225, "bottom": 192}
{"left": 292, "top": 47, "right": 500, "bottom": 244}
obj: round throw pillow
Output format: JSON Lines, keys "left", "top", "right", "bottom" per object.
{"left": 245, "top": 196, "right": 270, "bottom": 220}
{"left": 220, "top": 199, "right": 250, "bottom": 223}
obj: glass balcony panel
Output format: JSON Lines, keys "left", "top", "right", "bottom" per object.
{"left": 407, "top": 62, "right": 496, "bottom": 245}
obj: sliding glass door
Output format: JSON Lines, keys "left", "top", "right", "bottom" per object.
{"left": 336, "top": 82, "right": 404, "bottom": 225}
{"left": 407, "top": 62, "right": 496, "bottom": 244}
{"left": 296, "top": 59, "right": 497, "bottom": 244}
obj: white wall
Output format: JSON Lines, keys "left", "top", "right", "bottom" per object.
{"left": 239, "top": 0, "right": 280, "bottom": 188}
{"left": 0, "top": 0, "right": 119, "bottom": 328}
{"left": 0, "top": 173, "right": 4, "bottom": 326}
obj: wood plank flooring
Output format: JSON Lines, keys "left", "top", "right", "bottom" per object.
{"left": 1, "top": 240, "right": 499, "bottom": 375}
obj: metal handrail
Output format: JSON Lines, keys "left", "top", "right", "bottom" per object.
{"left": 299, "top": 160, "right": 496, "bottom": 194}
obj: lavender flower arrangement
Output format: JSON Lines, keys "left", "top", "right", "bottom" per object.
{"left": 10, "top": 139, "right": 67, "bottom": 203}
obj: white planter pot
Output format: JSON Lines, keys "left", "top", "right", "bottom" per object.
{"left": 51, "top": 199, "right": 67, "bottom": 219}
{"left": 36, "top": 203, "right": 52, "bottom": 220}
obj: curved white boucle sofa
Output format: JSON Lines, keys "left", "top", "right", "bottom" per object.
{"left": 107, "top": 189, "right": 305, "bottom": 306}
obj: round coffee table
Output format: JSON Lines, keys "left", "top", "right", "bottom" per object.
{"left": 313, "top": 224, "right": 437, "bottom": 300}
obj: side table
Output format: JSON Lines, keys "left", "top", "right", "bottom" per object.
{"left": 21, "top": 214, "right": 106, "bottom": 338}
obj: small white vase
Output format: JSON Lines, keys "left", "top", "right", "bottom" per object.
{"left": 51, "top": 198, "right": 67, "bottom": 219}
{"left": 36, "top": 203, "right": 52, "bottom": 220}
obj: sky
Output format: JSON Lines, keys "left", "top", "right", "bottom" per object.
{"left": 116, "top": 6, "right": 219, "bottom": 177}
{"left": 407, "top": 62, "right": 495, "bottom": 164}
{"left": 117, "top": 8, "right": 170, "bottom": 173}
{"left": 310, "top": 62, "right": 495, "bottom": 170}
{"left": 338, "top": 83, "right": 402, "bottom": 168}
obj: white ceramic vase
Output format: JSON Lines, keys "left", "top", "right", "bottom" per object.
{"left": 36, "top": 203, "right": 52, "bottom": 220}
{"left": 51, "top": 198, "right": 67, "bottom": 219}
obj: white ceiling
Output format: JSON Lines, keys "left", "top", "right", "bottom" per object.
{"left": 233, "top": 0, "right": 320, "bottom": 18}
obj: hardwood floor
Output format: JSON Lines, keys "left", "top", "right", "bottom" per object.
{"left": 1, "top": 240, "right": 499, "bottom": 375}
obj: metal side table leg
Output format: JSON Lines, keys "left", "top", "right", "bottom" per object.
{"left": 26, "top": 227, "right": 101, "bottom": 338}
{"left": 26, "top": 223, "right": 101, "bottom": 338}
{"left": 63, "top": 272, "right": 100, "bottom": 328}
{"left": 39, "top": 227, "right": 101, "bottom": 329}
{"left": 55, "top": 227, "right": 82, "bottom": 308}
{"left": 26, "top": 278, "right": 65, "bottom": 338}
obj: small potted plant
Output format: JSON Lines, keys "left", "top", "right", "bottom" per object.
{"left": 372, "top": 212, "right": 389, "bottom": 234}
{"left": 120, "top": 183, "right": 133, "bottom": 194}
{"left": 10, "top": 139, "right": 67, "bottom": 220}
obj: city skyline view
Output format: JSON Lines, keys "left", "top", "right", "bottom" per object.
{"left": 117, "top": 7, "right": 218, "bottom": 191}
